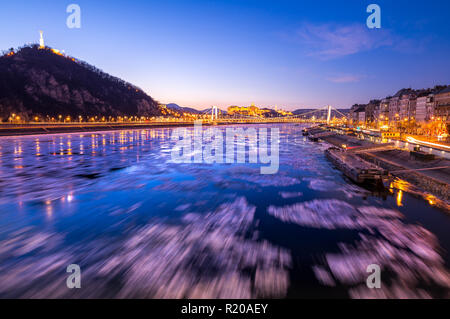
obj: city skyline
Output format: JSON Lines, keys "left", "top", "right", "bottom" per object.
{"left": 1, "top": 0, "right": 449, "bottom": 110}
{"left": 0, "top": 1, "right": 450, "bottom": 303}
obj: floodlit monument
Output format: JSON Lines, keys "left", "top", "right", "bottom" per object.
{"left": 39, "top": 31, "right": 45, "bottom": 48}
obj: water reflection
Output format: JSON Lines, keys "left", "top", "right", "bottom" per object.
{"left": 268, "top": 200, "right": 450, "bottom": 298}
{"left": 0, "top": 124, "right": 448, "bottom": 298}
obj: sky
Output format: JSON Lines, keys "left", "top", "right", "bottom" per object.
{"left": 0, "top": 0, "right": 449, "bottom": 110}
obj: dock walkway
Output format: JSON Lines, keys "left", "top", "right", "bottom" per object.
{"left": 359, "top": 149, "right": 450, "bottom": 203}
{"left": 318, "top": 128, "right": 450, "bottom": 204}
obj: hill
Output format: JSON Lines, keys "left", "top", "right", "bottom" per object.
{"left": 0, "top": 45, "right": 162, "bottom": 121}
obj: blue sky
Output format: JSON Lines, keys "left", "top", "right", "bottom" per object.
{"left": 0, "top": 0, "right": 449, "bottom": 110}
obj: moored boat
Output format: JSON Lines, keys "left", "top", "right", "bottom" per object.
{"left": 325, "top": 147, "right": 389, "bottom": 187}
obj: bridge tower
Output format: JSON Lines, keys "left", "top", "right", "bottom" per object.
{"left": 326, "top": 105, "right": 332, "bottom": 124}
{"left": 211, "top": 106, "right": 219, "bottom": 120}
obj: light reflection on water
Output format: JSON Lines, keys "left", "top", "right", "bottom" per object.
{"left": 0, "top": 124, "right": 449, "bottom": 299}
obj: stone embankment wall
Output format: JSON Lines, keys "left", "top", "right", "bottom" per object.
{"left": 358, "top": 152, "right": 449, "bottom": 204}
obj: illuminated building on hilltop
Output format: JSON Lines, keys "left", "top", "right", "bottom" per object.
{"left": 276, "top": 109, "right": 293, "bottom": 116}
{"left": 227, "top": 105, "right": 292, "bottom": 117}
{"left": 435, "top": 86, "right": 450, "bottom": 128}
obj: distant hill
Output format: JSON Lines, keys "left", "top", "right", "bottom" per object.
{"left": 166, "top": 103, "right": 202, "bottom": 114}
{"left": 201, "top": 107, "right": 227, "bottom": 115}
{"left": 0, "top": 45, "right": 162, "bottom": 121}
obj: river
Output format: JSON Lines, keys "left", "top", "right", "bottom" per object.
{"left": 0, "top": 123, "right": 449, "bottom": 298}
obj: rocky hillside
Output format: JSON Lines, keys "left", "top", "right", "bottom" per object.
{"left": 0, "top": 45, "right": 162, "bottom": 121}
